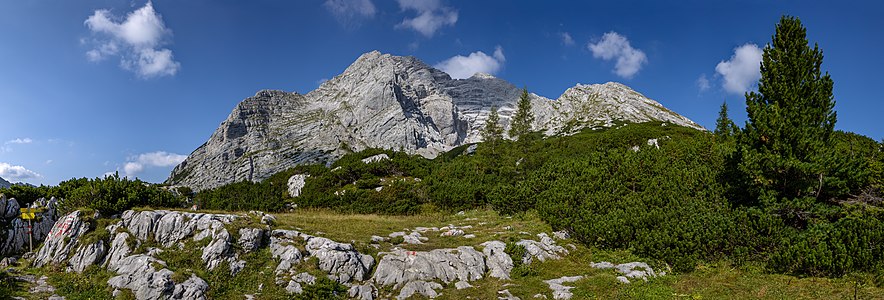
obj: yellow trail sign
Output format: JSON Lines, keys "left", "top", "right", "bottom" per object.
{"left": 20, "top": 207, "right": 44, "bottom": 220}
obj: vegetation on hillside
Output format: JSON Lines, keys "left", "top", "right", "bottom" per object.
{"left": 1, "top": 16, "right": 881, "bottom": 299}
{"left": 186, "top": 16, "right": 884, "bottom": 281}
{"left": 0, "top": 173, "right": 181, "bottom": 216}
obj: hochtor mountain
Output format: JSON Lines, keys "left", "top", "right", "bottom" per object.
{"left": 167, "top": 51, "right": 703, "bottom": 191}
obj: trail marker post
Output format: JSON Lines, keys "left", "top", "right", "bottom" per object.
{"left": 20, "top": 207, "right": 44, "bottom": 253}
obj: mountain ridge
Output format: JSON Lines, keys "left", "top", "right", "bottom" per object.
{"left": 167, "top": 50, "right": 703, "bottom": 191}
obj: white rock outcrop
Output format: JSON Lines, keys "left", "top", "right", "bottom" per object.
{"left": 396, "top": 280, "right": 443, "bottom": 300}
{"left": 516, "top": 233, "right": 568, "bottom": 265}
{"left": 372, "top": 246, "right": 486, "bottom": 287}
{"left": 481, "top": 241, "right": 514, "bottom": 280}
{"left": 287, "top": 174, "right": 308, "bottom": 198}
{"left": 67, "top": 240, "right": 107, "bottom": 273}
{"left": 590, "top": 261, "right": 661, "bottom": 283}
{"left": 269, "top": 229, "right": 374, "bottom": 285}
{"left": 544, "top": 275, "right": 584, "bottom": 300}
{"left": 34, "top": 210, "right": 93, "bottom": 267}
{"left": 107, "top": 254, "right": 208, "bottom": 300}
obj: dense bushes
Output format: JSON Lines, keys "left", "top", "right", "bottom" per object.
{"left": 0, "top": 173, "right": 181, "bottom": 215}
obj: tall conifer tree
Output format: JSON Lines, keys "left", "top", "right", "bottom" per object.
{"left": 739, "top": 16, "right": 837, "bottom": 201}
{"left": 509, "top": 88, "right": 535, "bottom": 140}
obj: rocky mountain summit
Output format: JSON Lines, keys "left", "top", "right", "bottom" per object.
{"left": 167, "top": 50, "right": 703, "bottom": 191}
{"left": 0, "top": 177, "right": 11, "bottom": 189}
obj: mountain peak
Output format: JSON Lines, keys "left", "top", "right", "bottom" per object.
{"left": 167, "top": 51, "right": 703, "bottom": 190}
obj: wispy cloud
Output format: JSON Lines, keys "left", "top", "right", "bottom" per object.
{"left": 560, "top": 32, "right": 575, "bottom": 46}
{"left": 324, "top": 0, "right": 376, "bottom": 28}
{"left": 6, "top": 138, "right": 33, "bottom": 145}
{"left": 588, "top": 32, "right": 647, "bottom": 79}
{"left": 122, "top": 151, "right": 187, "bottom": 177}
{"left": 0, "top": 162, "right": 41, "bottom": 181}
{"left": 697, "top": 74, "right": 711, "bottom": 92}
{"left": 435, "top": 46, "right": 506, "bottom": 79}
{"left": 84, "top": 1, "right": 180, "bottom": 78}
{"left": 395, "top": 0, "right": 457, "bottom": 37}
{"left": 716, "top": 43, "right": 762, "bottom": 94}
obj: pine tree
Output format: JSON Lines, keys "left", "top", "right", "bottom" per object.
{"left": 482, "top": 106, "right": 504, "bottom": 152}
{"left": 739, "top": 16, "right": 837, "bottom": 202}
{"left": 714, "top": 101, "right": 737, "bottom": 139}
{"left": 509, "top": 88, "right": 535, "bottom": 140}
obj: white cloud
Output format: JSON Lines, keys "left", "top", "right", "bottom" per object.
{"left": 697, "top": 74, "right": 710, "bottom": 92}
{"left": 84, "top": 1, "right": 180, "bottom": 78}
{"left": 324, "top": 0, "right": 376, "bottom": 28}
{"left": 5, "top": 138, "right": 32, "bottom": 145}
{"left": 395, "top": 0, "right": 457, "bottom": 37}
{"left": 435, "top": 46, "right": 506, "bottom": 79}
{"left": 0, "top": 162, "right": 41, "bottom": 181}
{"left": 123, "top": 151, "right": 187, "bottom": 177}
{"left": 560, "top": 32, "right": 574, "bottom": 46}
{"left": 716, "top": 43, "right": 762, "bottom": 94}
{"left": 588, "top": 32, "right": 647, "bottom": 79}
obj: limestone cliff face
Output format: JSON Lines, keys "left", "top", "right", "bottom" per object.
{"left": 168, "top": 51, "right": 703, "bottom": 191}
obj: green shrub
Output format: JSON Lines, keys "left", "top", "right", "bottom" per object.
{"left": 294, "top": 277, "right": 347, "bottom": 300}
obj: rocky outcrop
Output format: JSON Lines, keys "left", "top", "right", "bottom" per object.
{"left": 516, "top": 233, "right": 568, "bottom": 265}
{"left": 167, "top": 51, "right": 704, "bottom": 191}
{"left": 348, "top": 283, "right": 377, "bottom": 300}
{"left": 589, "top": 261, "right": 661, "bottom": 283}
{"left": 67, "top": 240, "right": 107, "bottom": 273}
{"left": 0, "top": 177, "right": 10, "bottom": 189}
{"left": 287, "top": 174, "right": 308, "bottom": 198}
{"left": 544, "top": 276, "right": 584, "bottom": 300}
{"left": 34, "top": 209, "right": 265, "bottom": 300}
{"left": 1, "top": 196, "right": 59, "bottom": 255}
{"left": 306, "top": 236, "right": 375, "bottom": 282}
{"left": 107, "top": 254, "right": 207, "bottom": 300}
{"left": 397, "top": 280, "right": 444, "bottom": 300}
{"left": 269, "top": 228, "right": 374, "bottom": 285}
{"left": 372, "top": 246, "right": 486, "bottom": 287}
{"left": 482, "top": 241, "right": 514, "bottom": 280}
{"left": 34, "top": 210, "right": 92, "bottom": 267}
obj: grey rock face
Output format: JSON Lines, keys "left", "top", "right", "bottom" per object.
{"left": 107, "top": 254, "right": 207, "bottom": 300}
{"left": 269, "top": 229, "right": 373, "bottom": 285}
{"left": 388, "top": 231, "right": 426, "bottom": 244}
{"left": 349, "top": 283, "right": 377, "bottom": 300}
{"left": 516, "top": 233, "right": 568, "bottom": 265}
{"left": 238, "top": 228, "right": 264, "bottom": 253}
{"left": 172, "top": 274, "right": 209, "bottom": 300}
{"left": 119, "top": 210, "right": 243, "bottom": 273}
{"left": 0, "top": 177, "right": 10, "bottom": 189}
{"left": 305, "top": 236, "right": 374, "bottom": 283}
{"left": 481, "top": 241, "right": 514, "bottom": 280}
{"left": 396, "top": 280, "right": 443, "bottom": 300}
{"left": 167, "top": 51, "right": 703, "bottom": 191}
{"left": 104, "top": 231, "right": 134, "bottom": 271}
{"left": 67, "top": 240, "right": 107, "bottom": 273}
{"left": 589, "top": 261, "right": 660, "bottom": 283}
{"left": 544, "top": 276, "right": 584, "bottom": 300}
{"left": 372, "top": 246, "right": 486, "bottom": 287}
{"left": 34, "top": 210, "right": 92, "bottom": 267}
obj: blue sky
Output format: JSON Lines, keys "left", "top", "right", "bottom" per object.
{"left": 1, "top": 0, "right": 882, "bottom": 185}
